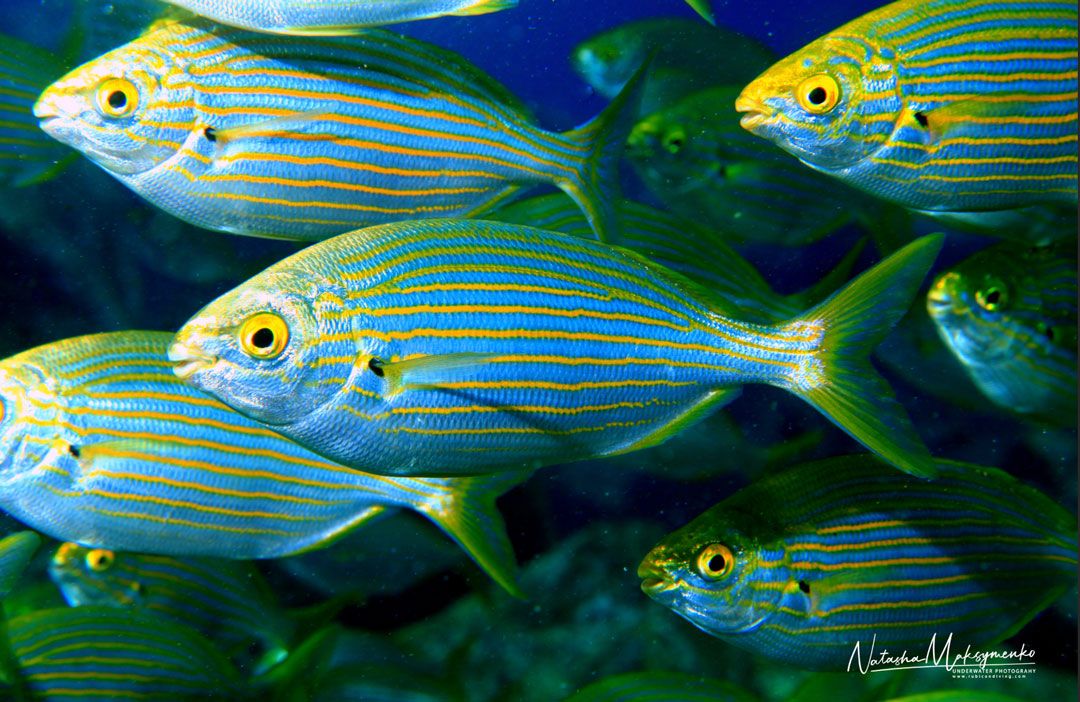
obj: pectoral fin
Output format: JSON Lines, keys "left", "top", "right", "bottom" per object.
{"left": 375, "top": 352, "right": 501, "bottom": 397}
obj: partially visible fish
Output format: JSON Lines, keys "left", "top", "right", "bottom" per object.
{"left": 169, "top": 220, "right": 943, "bottom": 479}
{"left": 49, "top": 543, "right": 294, "bottom": 673}
{"left": 0, "top": 331, "right": 523, "bottom": 596}
{"left": 0, "top": 532, "right": 39, "bottom": 600}
{"left": 161, "top": 0, "right": 516, "bottom": 34}
{"left": 927, "top": 240, "right": 1077, "bottom": 423}
{"left": 639, "top": 455, "right": 1078, "bottom": 670}
{"left": 34, "top": 18, "right": 642, "bottom": 242}
{"left": 736, "top": 0, "right": 1079, "bottom": 212}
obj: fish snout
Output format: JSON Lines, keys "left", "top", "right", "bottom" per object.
{"left": 926, "top": 272, "right": 961, "bottom": 317}
{"left": 637, "top": 558, "right": 678, "bottom": 598}
{"left": 734, "top": 92, "right": 773, "bottom": 132}
{"left": 167, "top": 341, "right": 217, "bottom": 380}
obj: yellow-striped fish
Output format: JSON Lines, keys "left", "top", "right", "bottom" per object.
{"left": 169, "top": 220, "right": 942, "bottom": 479}
{"left": 34, "top": 18, "right": 642, "bottom": 242}
{"left": 736, "top": 0, "right": 1079, "bottom": 212}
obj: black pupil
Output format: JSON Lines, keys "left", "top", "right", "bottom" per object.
{"left": 108, "top": 90, "right": 127, "bottom": 109}
{"left": 251, "top": 327, "right": 275, "bottom": 349}
{"left": 985, "top": 289, "right": 1001, "bottom": 305}
{"left": 808, "top": 86, "right": 827, "bottom": 105}
{"left": 708, "top": 554, "right": 726, "bottom": 573}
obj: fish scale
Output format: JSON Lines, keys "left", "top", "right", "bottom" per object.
{"left": 638, "top": 456, "right": 1078, "bottom": 670}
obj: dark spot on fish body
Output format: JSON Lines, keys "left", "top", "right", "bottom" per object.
{"left": 68, "top": 444, "right": 80, "bottom": 458}
{"left": 798, "top": 579, "right": 810, "bottom": 594}
{"left": 368, "top": 358, "right": 385, "bottom": 377}
{"left": 914, "top": 112, "right": 929, "bottom": 128}
{"left": 204, "top": 127, "right": 217, "bottom": 143}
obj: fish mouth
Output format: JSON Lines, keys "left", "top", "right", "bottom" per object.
{"left": 637, "top": 562, "right": 677, "bottom": 597}
{"left": 734, "top": 94, "right": 772, "bottom": 132}
{"left": 167, "top": 343, "right": 216, "bottom": 379}
{"left": 925, "top": 273, "right": 958, "bottom": 317}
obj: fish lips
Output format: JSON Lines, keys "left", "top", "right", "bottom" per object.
{"left": 734, "top": 94, "right": 773, "bottom": 133}
{"left": 167, "top": 343, "right": 217, "bottom": 381}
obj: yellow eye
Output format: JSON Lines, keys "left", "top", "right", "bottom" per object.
{"left": 696, "top": 543, "right": 735, "bottom": 580}
{"left": 662, "top": 127, "right": 686, "bottom": 154}
{"left": 95, "top": 78, "right": 140, "bottom": 119}
{"left": 796, "top": 74, "right": 841, "bottom": 114}
{"left": 86, "top": 549, "right": 115, "bottom": 572}
{"left": 975, "top": 285, "right": 1006, "bottom": 311}
{"left": 238, "top": 313, "right": 290, "bottom": 359}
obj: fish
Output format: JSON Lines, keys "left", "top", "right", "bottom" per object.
{"left": 627, "top": 85, "right": 901, "bottom": 247}
{"left": 0, "top": 532, "right": 40, "bottom": 600}
{"left": 0, "top": 33, "right": 75, "bottom": 186}
{"left": 489, "top": 192, "right": 867, "bottom": 322}
{"left": 168, "top": 219, "right": 942, "bottom": 479}
{"left": 33, "top": 18, "right": 642, "bottom": 242}
{"left": 927, "top": 239, "right": 1077, "bottom": 423}
{"left": 5, "top": 606, "right": 239, "bottom": 699}
{"left": 161, "top": 0, "right": 517, "bottom": 34}
{"left": 49, "top": 543, "right": 293, "bottom": 672}
{"left": 563, "top": 671, "right": 758, "bottom": 702}
{"left": 573, "top": 18, "right": 774, "bottom": 116}
{"left": 638, "top": 455, "right": 1078, "bottom": 670}
{"left": 0, "top": 331, "right": 523, "bottom": 596}
{"left": 736, "top": 0, "right": 1079, "bottom": 213}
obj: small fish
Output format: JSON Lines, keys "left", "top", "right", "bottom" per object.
{"left": 6, "top": 606, "right": 239, "bottom": 699}
{"left": 49, "top": 543, "right": 293, "bottom": 672}
{"left": 489, "top": 192, "right": 866, "bottom": 322}
{"left": 0, "top": 331, "right": 523, "bottom": 596}
{"left": 34, "top": 18, "right": 642, "bottom": 242}
{"left": 169, "top": 219, "right": 942, "bottom": 479}
{"left": 0, "top": 33, "right": 75, "bottom": 186}
{"left": 161, "top": 0, "right": 517, "bottom": 34}
{"left": 572, "top": 18, "right": 774, "bottom": 116}
{"left": 0, "top": 532, "right": 40, "bottom": 600}
{"left": 563, "top": 671, "right": 758, "bottom": 702}
{"left": 627, "top": 85, "right": 896, "bottom": 247}
{"left": 639, "top": 455, "right": 1078, "bottom": 670}
{"left": 736, "top": 0, "right": 1079, "bottom": 213}
{"left": 927, "top": 240, "right": 1077, "bottom": 423}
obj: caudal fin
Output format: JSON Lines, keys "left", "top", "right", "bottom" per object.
{"left": 784, "top": 235, "right": 944, "bottom": 478}
{"left": 416, "top": 472, "right": 528, "bottom": 598}
{"left": 559, "top": 61, "right": 649, "bottom": 242}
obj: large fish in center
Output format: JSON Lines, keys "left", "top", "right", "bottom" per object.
{"left": 33, "top": 18, "right": 639, "bottom": 242}
{"left": 169, "top": 219, "right": 942, "bottom": 479}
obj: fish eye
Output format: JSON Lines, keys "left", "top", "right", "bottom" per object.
{"left": 85, "top": 549, "right": 115, "bottom": 572}
{"left": 696, "top": 543, "right": 735, "bottom": 580}
{"left": 95, "top": 78, "right": 140, "bottom": 119}
{"left": 975, "top": 284, "right": 1007, "bottom": 311}
{"left": 796, "top": 74, "right": 841, "bottom": 114}
{"left": 238, "top": 313, "right": 290, "bottom": 359}
{"left": 662, "top": 127, "right": 686, "bottom": 154}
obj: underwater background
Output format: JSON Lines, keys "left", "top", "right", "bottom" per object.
{"left": 0, "top": 0, "right": 1076, "bottom": 700}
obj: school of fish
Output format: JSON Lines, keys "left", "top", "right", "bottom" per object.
{"left": 0, "top": 0, "right": 1075, "bottom": 699}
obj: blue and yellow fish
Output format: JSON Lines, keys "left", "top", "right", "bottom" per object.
{"left": 6, "top": 606, "right": 240, "bottom": 699}
{"left": 0, "top": 532, "right": 39, "bottom": 601}
{"left": 736, "top": 0, "right": 1079, "bottom": 212}
{"left": 927, "top": 239, "right": 1077, "bottom": 423}
{"left": 49, "top": 543, "right": 293, "bottom": 672}
{"left": 169, "top": 220, "right": 942, "bottom": 479}
{"left": 33, "top": 18, "right": 640, "bottom": 242}
{"left": 0, "top": 331, "right": 522, "bottom": 595}
{"left": 638, "top": 455, "right": 1078, "bottom": 670}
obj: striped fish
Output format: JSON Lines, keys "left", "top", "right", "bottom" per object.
{"left": 168, "top": 220, "right": 942, "bottom": 478}
{"left": 162, "top": 0, "right": 517, "bottom": 34}
{"left": 49, "top": 543, "right": 293, "bottom": 672}
{"left": 563, "top": 671, "right": 758, "bottom": 702}
{"left": 489, "top": 193, "right": 865, "bottom": 322}
{"left": 0, "top": 331, "right": 523, "bottom": 596}
{"left": 33, "top": 18, "right": 640, "bottom": 242}
{"left": 927, "top": 239, "right": 1077, "bottom": 423}
{"left": 638, "top": 455, "right": 1078, "bottom": 670}
{"left": 628, "top": 85, "right": 897, "bottom": 247}
{"left": 736, "top": 0, "right": 1079, "bottom": 212}
{"left": 0, "top": 33, "right": 74, "bottom": 186}
{"left": 0, "top": 532, "right": 40, "bottom": 600}
{"left": 6, "top": 606, "right": 239, "bottom": 699}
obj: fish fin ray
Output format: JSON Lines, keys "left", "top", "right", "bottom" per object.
{"left": 378, "top": 352, "right": 502, "bottom": 397}
{"left": 783, "top": 235, "right": 944, "bottom": 478}
{"left": 683, "top": 0, "right": 716, "bottom": 24}
{"left": 449, "top": 0, "right": 519, "bottom": 16}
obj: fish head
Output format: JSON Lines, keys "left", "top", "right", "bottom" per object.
{"left": 735, "top": 33, "right": 896, "bottom": 173}
{"left": 0, "top": 358, "right": 62, "bottom": 485}
{"left": 169, "top": 268, "right": 343, "bottom": 427}
{"left": 638, "top": 506, "right": 781, "bottom": 638}
{"left": 33, "top": 30, "right": 195, "bottom": 177}
{"left": 927, "top": 256, "right": 1020, "bottom": 366}
{"left": 572, "top": 31, "right": 639, "bottom": 99}
{"left": 49, "top": 543, "right": 143, "bottom": 608}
